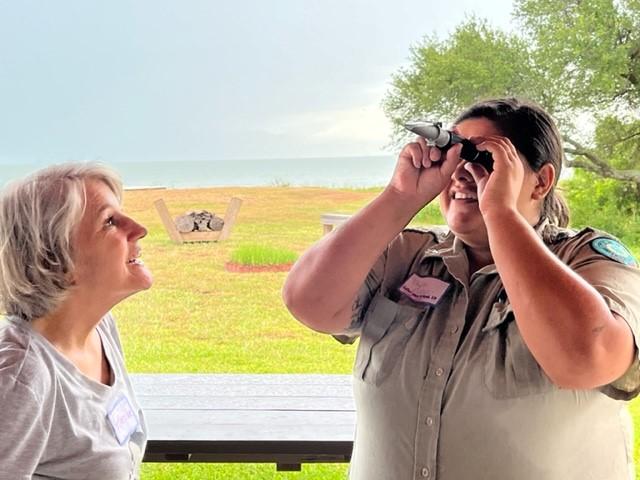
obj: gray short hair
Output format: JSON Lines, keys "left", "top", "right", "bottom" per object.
{"left": 0, "top": 162, "right": 123, "bottom": 321}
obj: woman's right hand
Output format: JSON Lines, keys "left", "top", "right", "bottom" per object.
{"left": 284, "top": 137, "right": 461, "bottom": 333}
{"left": 385, "top": 137, "right": 462, "bottom": 211}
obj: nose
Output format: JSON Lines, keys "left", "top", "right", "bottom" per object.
{"left": 451, "top": 160, "right": 475, "bottom": 183}
{"left": 127, "top": 217, "right": 147, "bottom": 240}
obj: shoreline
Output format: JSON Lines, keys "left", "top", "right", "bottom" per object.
{"left": 123, "top": 184, "right": 386, "bottom": 191}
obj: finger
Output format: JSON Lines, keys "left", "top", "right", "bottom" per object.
{"left": 415, "top": 136, "right": 428, "bottom": 150}
{"left": 477, "top": 136, "right": 517, "bottom": 164}
{"left": 429, "top": 147, "right": 442, "bottom": 163}
{"left": 416, "top": 137, "right": 431, "bottom": 168}
{"left": 467, "top": 135, "right": 487, "bottom": 145}
{"left": 439, "top": 143, "right": 462, "bottom": 179}
{"left": 400, "top": 142, "right": 424, "bottom": 169}
{"left": 464, "top": 162, "right": 490, "bottom": 187}
{"left": 414, "top": 137, "right": 433, "bottom": 168}
{"left": 415, "top": 136, "right": 428, "bottom": 156}
{"left": 475, "top": 139, "right": 512, "bottom": 169}
{"left": 483, "top": 134, "right": 516, "bottom": 151}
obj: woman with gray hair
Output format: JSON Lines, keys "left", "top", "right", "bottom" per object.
{"left": 0, "top": 163, "right": 152, "bottom": 479}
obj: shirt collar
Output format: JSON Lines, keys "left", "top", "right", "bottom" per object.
{"left": 419, "top": 230, "right": 457, "bottom": 261}
{"left": 418, "top": 217, "right": 555, "bottom": 275}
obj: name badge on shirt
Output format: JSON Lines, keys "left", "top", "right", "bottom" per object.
{"left": 107, "top": 394, "right": 139, "bottom": 445}
{"left": 399, "top": 274, "right": 450, "bottom": 306}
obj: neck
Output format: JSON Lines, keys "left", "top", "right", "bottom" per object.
{"left": 31, "top": 299, "right": 108, "bottom": 351}
{"left": 464, "top": 242, "right": 494, "bottom": 275}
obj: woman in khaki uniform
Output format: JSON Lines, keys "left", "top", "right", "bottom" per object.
{"left": 283, "top": 98, "right": 640, "bottom": 480}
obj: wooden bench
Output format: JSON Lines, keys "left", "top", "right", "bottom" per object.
{"left": 320, "top": 213, "right": 352, "bottom": 235}
{"left": 131, "top": 373, "right": 355, "bottom": 471}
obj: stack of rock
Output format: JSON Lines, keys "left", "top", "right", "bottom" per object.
{"left": 174, "top": 210, "right": 224, "bottom": 233}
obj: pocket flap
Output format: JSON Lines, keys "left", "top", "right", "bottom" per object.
{"left": 482, "top": 301, "right": 514, "bottom": 332}
{"left": 363, "top": 294, "right": 401, "bottom": 341}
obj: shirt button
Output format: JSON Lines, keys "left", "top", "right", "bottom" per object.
{"left": 421, "top": 467, "right": 430, "bottom": 477}
{"left": 450, "top": 325, "right": 459, "bottom": 334}
{"left": 425, "top": 416, "right": 434, "bottom": 426}
{"left": 435, "top": 367, "right": 444, "bottom": 377}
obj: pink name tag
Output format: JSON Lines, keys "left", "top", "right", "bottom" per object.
{"left": 399, "top": 274, "right": 450, "bottom": 305}
{"left": 107, "top": 394, "right": 139, "bottom": 445}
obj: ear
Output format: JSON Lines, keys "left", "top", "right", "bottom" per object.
{"left": 531, "top": 163, "right": 555, "bottom": 200}
{"left": 65, "top": 270, "right": 77, "bottom": 287}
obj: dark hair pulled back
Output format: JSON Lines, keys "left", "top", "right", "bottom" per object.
{"left": 455, "top": 98, "right": 569, "bottom": 227}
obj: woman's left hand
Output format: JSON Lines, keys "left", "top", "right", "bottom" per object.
{"left": 463, "top": 135, "right": 525, "bottom": 217}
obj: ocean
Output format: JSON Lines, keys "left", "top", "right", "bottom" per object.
{"left": 0, "top": 155, "right": 396, "bottom": 189}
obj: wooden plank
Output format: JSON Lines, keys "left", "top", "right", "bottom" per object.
{"left": 142, "top": 410, "right": 355, "bottom": 441}
{"left": 136, "top": 384, "right": 352, "bottom": 398}
{"left": 132, "top": 373, "right": 352, "bottom": 386}
{"left": 133, "top": 374, "right": 356, "bottom": 466}
{"left": 218, "top": 197, "right": 242, "bottom": 241}
{"left": 131, "top": 374, "right": 353, "bottom": 398}
{"left": 153, "top": 199, "right": 184, "bottom": 244}
{"left": 143, "top": 441, "right": 353, "bottom": 464}
{"left": 135, "top": 395, "right": 353, "bottom": 411}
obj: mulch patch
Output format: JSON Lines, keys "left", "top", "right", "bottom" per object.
{"left": 224, "top": 262, "right": 293, "bottom": 273}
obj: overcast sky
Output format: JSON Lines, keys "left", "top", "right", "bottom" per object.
{"left": 0, "top": 0, "right": 514, "bottom": 164}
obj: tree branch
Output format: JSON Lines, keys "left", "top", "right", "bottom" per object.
{"left": 617, "top": 130, "right": 640, "bottom": 144}
{"left": 563, "top": 136, "right": 640, "bottom": 184}
{"left": 563, "top": 136, "right": 612, "bottom": 171}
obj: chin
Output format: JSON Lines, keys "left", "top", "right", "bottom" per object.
{"left": 446, "top": 214, "right": 487, "bottom": 243}
{"left": 446, "top": 210, "right": 482, "bottom": 232}
{"left": 120, "top": 278, "right": 154, "bottom": 302}
{"left": 136, "top": 275, "right": 154, "bottom": 292}
{"left": 117, "top": 284, "right": 152, "bottom": 304}
{"left": 131, "top": 265, "right": 154, "bottom": 290}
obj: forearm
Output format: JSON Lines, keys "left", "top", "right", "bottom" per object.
{"left": 485, "top": 209, "right": 634, "bottom": 388}
{"left": 283, "top": 188, "right": 422, "bottom": 333}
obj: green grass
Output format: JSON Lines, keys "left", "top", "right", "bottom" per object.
{"left": 413, "top": 200, "right": 445, "bottom": 225}
{"left": 230, "top": 244, "right": 298, "bottom": 266}
{"left": 117, "top": 186, "right": 373, "bottom": 479}
{"left": 113, "top": 186, "right": 640, "bottom": 479}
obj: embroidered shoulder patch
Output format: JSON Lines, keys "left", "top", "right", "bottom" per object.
{"left": 590, "top": 237, "right": 638, "bottom": 267}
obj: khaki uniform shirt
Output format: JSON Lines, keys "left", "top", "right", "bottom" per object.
{"left": 337, "top": 223, "right": 640, "bottom": 480}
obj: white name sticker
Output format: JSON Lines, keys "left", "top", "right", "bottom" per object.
{"left": 107, "top": 394, "right": 139, "bottom": 445}
{"left": 399, "top": 274, "right": 450, "bottom": 305}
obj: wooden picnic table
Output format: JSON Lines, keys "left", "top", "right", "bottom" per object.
{"left": 131, "top": 373, "right": 355, "bottom": 471}
{"left": 320, "top": 213, "right": 352, "bottom": 235}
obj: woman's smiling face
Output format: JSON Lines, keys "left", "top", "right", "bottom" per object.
{"left": 70, "top": 179, "right": 153, "bottom": 307}
{"left": 439, "top": 117, "right": 540, "bottom": 248}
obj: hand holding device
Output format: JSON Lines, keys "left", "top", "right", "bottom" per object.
{"left": 404, "top": 120, "right": 494, "bottom": 172}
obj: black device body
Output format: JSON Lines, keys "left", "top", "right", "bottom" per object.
{"left": 404, "top": 120, "right": 494, "bottom": 173}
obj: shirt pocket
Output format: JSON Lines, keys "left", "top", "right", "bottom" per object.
{"left": 354, "top": 293, "right": 425, "bottom": 386}
{"left": 482, "top": 301, "right": 554, "bottom": 398}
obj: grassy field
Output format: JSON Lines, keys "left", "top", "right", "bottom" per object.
{"left": 230, "top": 243, "right": 299, "bottom": 266}
{"left": 114, "top": 186, "right": 640, "bottom": 479}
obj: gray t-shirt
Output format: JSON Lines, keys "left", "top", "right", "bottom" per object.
{"left": 0, "top": 313, "right": 147, "bottom": 480}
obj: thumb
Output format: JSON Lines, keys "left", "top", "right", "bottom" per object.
{"left": 464, "top": 162, "right": 490, "bottom": 194}
{"left": 440, "top": 143, "right": 463, "bottom": 179}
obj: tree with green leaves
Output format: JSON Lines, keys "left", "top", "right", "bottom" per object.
{"left": 383, "top": 0, "right": 640, "bottom": 193}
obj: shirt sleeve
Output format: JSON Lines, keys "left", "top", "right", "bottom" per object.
{"left": 563, "top": 231, "right": 640, "bottom": 400}
{"left": 332, "top": 248, "right": 387, "bottom": 344}
{"left": 332, "top": 228, "right": 443, "bottom": 345}
{"left": 0, "top": 375, "right": 49, "bottom": 479}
